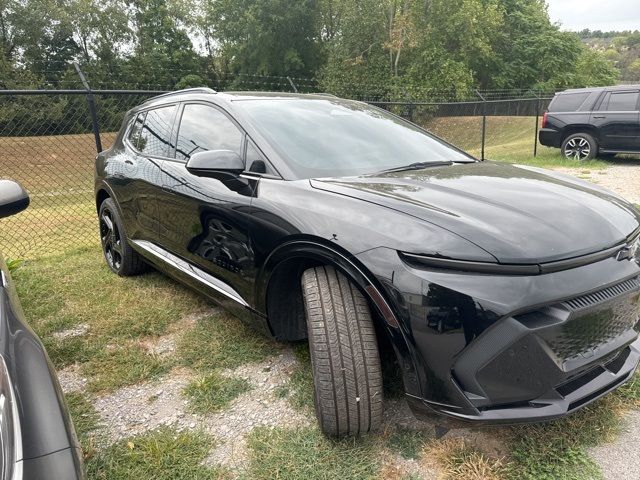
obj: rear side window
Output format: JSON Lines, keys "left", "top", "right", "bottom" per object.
{"left": 548, "top": 93, "right": 590, "bottom": 112}
{"left": 128, "top": 112, "right": 146, "bottom": 151}
{"left": 175, "top": 104, "right": 244, "bottom": 161}
{"left": 604, "top": 91, "right": 640, "bottom": 112}
{"left": 135, "top": 105, "right": 178, "bottom": 157}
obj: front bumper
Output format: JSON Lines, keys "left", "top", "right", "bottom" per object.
{"left": 356, "top": 248, "right": 640, "bottom": 424}
{"left": 409, "top": 339, "right": 639, "bottom": 424}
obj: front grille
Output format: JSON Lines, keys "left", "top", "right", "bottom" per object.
{"left": 562, "top": 277, "right": 640, "bottom": 311}
{"left": 517, "top": 277, "right": 640, "bottom": 365}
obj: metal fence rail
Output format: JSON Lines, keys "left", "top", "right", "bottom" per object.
{"left": 0, "top": 86, "right": 552, "bottom": 260}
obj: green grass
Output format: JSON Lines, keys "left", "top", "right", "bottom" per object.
{"left": 82, "top": 346, "right": 170, "bottom": 393}
{"left": 504, "top": 395, "right": 626, "bottom": 480}
{"left": 424, "top": 116, "right": 611, "bottom": 169}
{"left": 87, "top": 427, "right": 225, "bottom": 480}
{"left": 244, "top": 427, "right": 381, "bottom": 480}
{"left": 386, "top": 428, "right": 433, "bottom": 460}
{"left": 65, "top": 391, "right": 101, "bottom": 445}
{"left": 177, "top": 313, "right": 279, "bottom": 372}
{"left": 184, "top": 372, "right": 252, "bottom": 414}
{"left": 285, "top": 344, "right": 314, "bottom": 412}
{"left": 11, "top": 246, "right": 209, "bottom": 393}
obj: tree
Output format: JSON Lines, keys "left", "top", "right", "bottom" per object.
{"left": 210, "top": 0, "right": 322, "bottom": 81}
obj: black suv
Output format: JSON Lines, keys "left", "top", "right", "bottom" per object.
{"left": 96, "top": 89, "right": 640, "bottom": 437}
{"left": 539, "top": 85, "right": 640, "bottom": 160}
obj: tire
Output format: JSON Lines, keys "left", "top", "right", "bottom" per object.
{"left": 98, "top": 198, "right": 146, "bottom": 276}
{"left": 301, "top": 265, "right": 383, "bottom": 437}
{"left": 561, "top": 133, "right": 597, "bottom": 161}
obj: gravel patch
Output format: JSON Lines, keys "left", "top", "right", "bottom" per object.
{"left": 554, "top": 162, "right": 640, "bottom": 204}
{"left": 92, "top": 351, "right": 312, "bottom": 471}
{"left": 52, "top": 323, "right": 89, "bottom": 340}
{"left": 57, "top": 364, "right": 88, "bottom": 393}
{"left": 589, "top": 410, "right": 640, "bottom": 480}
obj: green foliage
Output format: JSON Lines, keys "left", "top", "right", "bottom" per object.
{"left": 0, "top": 0, "right": 621, "bottom": 102}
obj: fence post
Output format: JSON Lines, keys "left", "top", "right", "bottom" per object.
{"left": 74, "top": 62, "right": 103, "bottom": 154}
{"left": 475, "top": 90, "right": 487, "bottom": 161}
{"left": 533, "top": 93, "right": 540, "bottom": 157}
{"left": 286, "top": 76, "right": 298, "bottom": 93}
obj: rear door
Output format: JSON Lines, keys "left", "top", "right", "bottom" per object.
{"left": 590, "top": 89, "right": 640, "bottom": 151}
{"left": 113, "top": 105, "right": 178, "bottom": 241}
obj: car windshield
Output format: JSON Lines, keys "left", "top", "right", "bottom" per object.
{"left": 234, "top": 98, "right": 474, "bottom": 179}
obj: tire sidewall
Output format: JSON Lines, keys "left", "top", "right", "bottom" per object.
{"left": 99, "top": 198, "right": 126, "bottom": 275}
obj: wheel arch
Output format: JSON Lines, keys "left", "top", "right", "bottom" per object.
{"left": 561, "top": 125, "right": 600, "bottom": 145}
{"left": 257, "top": 236, "right": 419, "bottom": 396}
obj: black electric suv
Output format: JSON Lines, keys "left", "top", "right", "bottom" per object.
{"left": 0, "top": 180, "right": 85, "bottom": 479}
{"left": 539, "top": 85, "right": 640, "bottom": 160}
{"left": 96, "top": 88, "right": 640, "bottom": 437}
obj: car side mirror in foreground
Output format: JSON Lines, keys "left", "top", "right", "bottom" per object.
{"left": 186, "top": 150, "right": 245, "bottom": 181}
{"left": 0, "top": 180, "right": 29, "bottom": 219}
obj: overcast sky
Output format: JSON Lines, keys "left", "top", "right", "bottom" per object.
{"left": 546, "top": 0, "right": 640, "bottom": 32}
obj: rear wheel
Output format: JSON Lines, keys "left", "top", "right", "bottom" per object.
{"left": 301, "top": 265, "right": 383, "bottom": 437}
{"left": 99, "top": 198, "right": 146, "bottom": 276}
{"left": 561, "top": 133, "right": 597, "bottom": 161}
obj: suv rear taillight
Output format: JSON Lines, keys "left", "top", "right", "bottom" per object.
{"left": 542, "top": 111, "right": 548, "bottom": 129}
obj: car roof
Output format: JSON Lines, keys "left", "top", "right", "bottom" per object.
{"left": 558, "top": 85, "right": 640, "bottom": 95}
{"left": 137, "top": 89, "right": 340, "bottom": 111}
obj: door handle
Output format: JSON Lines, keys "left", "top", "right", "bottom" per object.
{"left": 593, "top": 115, "right": 606, "bottom": 119}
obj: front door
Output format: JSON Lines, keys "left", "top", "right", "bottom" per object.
{"left": 590, "top": 89, "right": 640, "bottom": 151}
{"left": 156, "top": 102, "right": 258, "bottom": 322}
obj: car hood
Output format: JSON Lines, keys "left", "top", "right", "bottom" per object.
{"left": 310, "top": 162, "right": 640, "bottom": 264}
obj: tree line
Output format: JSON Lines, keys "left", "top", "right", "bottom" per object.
{"left": 0, "top": 0, "right": 622, "bottom": 100}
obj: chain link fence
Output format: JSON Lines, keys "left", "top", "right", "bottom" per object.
{"left": 0, "top": 82, "right": 553, "bottom": 260}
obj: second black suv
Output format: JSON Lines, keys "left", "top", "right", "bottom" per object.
{"left": 539, "top": 85, "right": 640, "bottom": 160}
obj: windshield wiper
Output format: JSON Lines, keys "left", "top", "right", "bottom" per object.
{"left": 376, "top": 161, "right": 453, "bottom": 174}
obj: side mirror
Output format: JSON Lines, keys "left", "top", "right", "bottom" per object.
{"left": 186, "top": 150, "right": 244, "bottom": 180}
{"left": 0, "top": 180, "right": 29, "bottom": 219}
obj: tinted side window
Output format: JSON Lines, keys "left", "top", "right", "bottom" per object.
{"left": 175, "top": 104, "right": 243, "bottom": 161}
{"left": 605, "top": 92, "right": 640, "bottom": 112}
{"left": 548, "top": 93, "right": 590, "bottom": 112}
{"left": 137, "top": 105, "right": 178, "bottom": 157}
{"left": 128, "top": 112, "right": 146, "bottom": 151}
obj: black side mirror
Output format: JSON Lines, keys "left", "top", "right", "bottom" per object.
{"left": 185, "top": 150, "right": 244, "bottom": 181}
{"left": 0, "top": 180, "right": 29, "bottom": 219}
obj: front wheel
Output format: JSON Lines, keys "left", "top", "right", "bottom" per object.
{"left": 561, "top": 133, "right": 597, "bottom": 161}
{"left": 301, "top": 266, "right": 383, "bottom": 437}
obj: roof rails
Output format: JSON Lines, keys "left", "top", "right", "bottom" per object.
{"left": 145, "top": 87, "right": 217, "bottom": 103}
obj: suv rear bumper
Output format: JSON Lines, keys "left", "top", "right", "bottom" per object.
{"left": 539, "top": 128, "right": 562, "bottom": 148}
